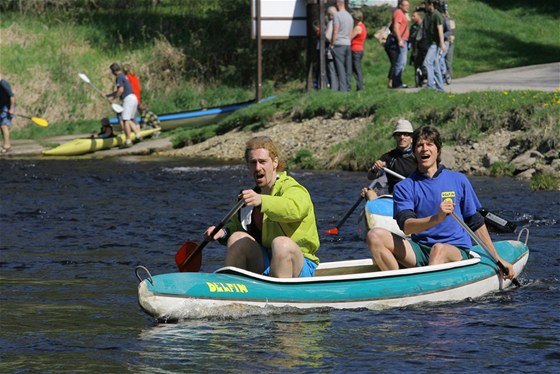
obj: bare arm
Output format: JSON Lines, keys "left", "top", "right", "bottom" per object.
{"left": 367, "top": 159, "right": 386, "bottom": 180}
{"left": 351, "top": 25, "right": 362, "bottom": 40}
{"left": 437, "top": 24, "right": 446, "bottom": 52}
{"left": 403, "top": 200, "right": 453, "bottom": 235}
{"left": 331, "top": 23, "right": 339, "bottom": 47}
{"left": 9, "top": 95, "right": 15, "bottom": 115}
{"left": 393, "top": 22, "right": 404, "bottom": 47}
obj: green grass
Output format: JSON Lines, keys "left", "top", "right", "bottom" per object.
{"left": 1, "top": 0, "right": 559, "bottom": 188}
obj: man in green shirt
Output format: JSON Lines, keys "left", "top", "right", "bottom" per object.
{"left": 205, "top": 136, "right": 320, "bottom": 278}
{"left": 422, "top": 0, "right": 446, "bottom": 91}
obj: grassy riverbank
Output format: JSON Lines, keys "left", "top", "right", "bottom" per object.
{"left": 1, "top": 0, "right": 559, "bottom": 188}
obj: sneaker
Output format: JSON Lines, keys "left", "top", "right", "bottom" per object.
{"left": 120, "top": 140, "right": 133, "bottom": 149}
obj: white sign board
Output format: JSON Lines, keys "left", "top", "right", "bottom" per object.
{"left": 252, "top": 0, "right": 308, "bottom": 39}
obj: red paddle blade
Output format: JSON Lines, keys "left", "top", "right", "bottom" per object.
{"left": 324, "top": 227, "right": 339, "bottom": 235}
{"left": 175, "top": 241, "right": 202, "bottom": 272}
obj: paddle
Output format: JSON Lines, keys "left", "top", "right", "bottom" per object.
{"left": 175, "top": 198, "right": 246, "bottom": 272}
{"left": 15, "top": 114, "right": 48, "bottom": 127}
{"left": 324, "top": 178, "right": 380, "bottom": 235}
{"left": 78, "top": 73, "right": 124, "bottom": 113}
{"left": 383, "top": 167, "right": 520, "bottom": 286}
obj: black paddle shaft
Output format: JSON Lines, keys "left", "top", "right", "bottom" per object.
{"left": 332, "top": 178, "right": 379, "bottom": 231}
{"left": 182, "top": 198, "right": 246, "bottom": 267}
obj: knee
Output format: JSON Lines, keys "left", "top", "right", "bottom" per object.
{"left": 227, "top": 232, "right": 253, "bottom": 251}
{"left": 430, "top": 243, "right": 446, "bottom": 260}
{"left": 366, "top": 229, "right": 385, "bottom": 249}
{"left": 270, "top": 236, "right": 292, "bottom": 259}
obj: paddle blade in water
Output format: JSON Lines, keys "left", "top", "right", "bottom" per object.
{"left": 324, "top": 227, "right": 339, "bottom": 235}
{"left": 175, "top": 240, "right": 202, "bottom": 272}
{"left": 32, "top": 117, "right": 48, "bottom": 127}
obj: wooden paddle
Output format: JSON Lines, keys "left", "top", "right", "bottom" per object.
{"left": 15, "top": 114, "right": 48, "bottom": 127}
{"left": 175, "top": 198, "right": 245, "bottom": 272}
{"left": 324, "top": 178, "right": 380, "bottom": 235}
{"left": 383, "top": 167, "right": 520, "bottom": 286}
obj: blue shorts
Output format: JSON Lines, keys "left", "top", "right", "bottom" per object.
{"left": 261, "top": 246, "right": 318, "bottom": 277}
{"left": 1, "top": 107, "right": 13, "bottom": 126}
{"left": 410, "top": 241, "right": 470, "bottom": 267}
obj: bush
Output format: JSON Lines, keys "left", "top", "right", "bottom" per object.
{"left": 529, "top": 172, "right": 560, "bottom": 191}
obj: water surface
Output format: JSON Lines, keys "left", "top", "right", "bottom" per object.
{"left": 0, "top": 159, "right": 558, "bottom": 372}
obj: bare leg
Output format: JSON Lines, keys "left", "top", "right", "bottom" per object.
{"left": 367, "top": 228, "right": 416, "bottom": 270}
{"left": 1, "top": 125, "right": 11, "bottom": 149}
{"left": 429, "top": 243, "right": 465, "bottom": 265}
{"left": 225, "top": 232, "right": 264, "bottom": 273}
{"left": 269, "top": 236, "right": 304, "bottom": 278}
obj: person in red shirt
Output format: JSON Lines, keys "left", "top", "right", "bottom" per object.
{"left": 123, "top": 64, "right": 141, "bottom": 104}
{"left": 351, "top": 10, "right": 367, "bottom": 91}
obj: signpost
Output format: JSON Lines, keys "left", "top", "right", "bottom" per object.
{"left": 252, "top": 0, "right": 310, "bottom": 101}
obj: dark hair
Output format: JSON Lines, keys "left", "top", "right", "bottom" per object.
{"left": 412, "top": 125, "right": 442, "bottom": 163}
{"left": 110, "top": 63, "right": 121, "bottom": 72}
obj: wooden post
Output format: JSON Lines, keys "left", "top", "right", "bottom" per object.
{"left": 256, "top": 0, "right": 262, "bottom": 102}
{"left": 319, "top": 0, "right": 327, "bottom": 88}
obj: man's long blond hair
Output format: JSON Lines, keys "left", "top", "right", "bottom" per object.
{"left": 244, "top": 136, "right": 286, "bottom": 171}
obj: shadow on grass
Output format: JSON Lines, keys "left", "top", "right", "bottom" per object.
{"left": 478, "top": 0, "right": 560, "bottom": 17}
{"left": 465, "top": 29, "right": 560, "bottom": 68}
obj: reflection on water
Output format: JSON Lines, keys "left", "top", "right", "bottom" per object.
{"left": 0, "top": 159, "right": 558, "bottom": 372}
{"left": 136, "top": 313, "right": 332, "bottom": 372}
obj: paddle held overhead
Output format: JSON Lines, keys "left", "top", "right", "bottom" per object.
{"left": 78, "top": 73, "right": 124, "bottom": 113}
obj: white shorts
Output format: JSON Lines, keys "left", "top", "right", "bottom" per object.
{"left": 122, "top": 94, "right": 138, "bottom": 121}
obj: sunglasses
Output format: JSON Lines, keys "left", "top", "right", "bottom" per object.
{"left": 394, "top": 132, "right": 412, "bottom": 137}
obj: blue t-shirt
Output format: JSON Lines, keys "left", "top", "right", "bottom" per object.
{"left": 393, "top": 167, "right": 481, "bottom": 248}
{"left": 0, "top": 80, "right": 14, "bottom": 107}
{"left": 115, "top": 73, "right": 134, "bottom": 100}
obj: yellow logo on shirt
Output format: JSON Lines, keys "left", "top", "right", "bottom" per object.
{"left": 441, "top": 191, "right": 456, "bottom": 204}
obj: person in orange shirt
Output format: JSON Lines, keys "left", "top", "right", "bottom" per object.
{"left": 350, "top": 10, "right": 367, "bottom": 91}
{"left": 123, "top": 64, "right": 141, "bottom": 104}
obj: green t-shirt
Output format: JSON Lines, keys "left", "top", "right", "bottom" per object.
{"left": 427, "top": 10, "right": 444, "bottom": 45}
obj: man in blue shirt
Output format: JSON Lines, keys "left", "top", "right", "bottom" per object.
{"left": 365, "top": 125, "right": 515, "bottom": 280}
{"left": 0, "top": 75, "right": 15, "bottom": 152}
{"left": 106, "top": 63, "right": 141, "bottom": 147}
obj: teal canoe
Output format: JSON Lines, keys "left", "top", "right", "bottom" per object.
{"left": 136, "top": 233, "right": 529, "bottom": 321}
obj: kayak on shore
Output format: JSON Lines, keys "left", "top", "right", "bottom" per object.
{"left": 42, "top": 127, "right": 161, "bottom": 156}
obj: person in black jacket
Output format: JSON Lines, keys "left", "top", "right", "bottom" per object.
{"left": 362, "top": 119, "right": 417, "bottom": 199}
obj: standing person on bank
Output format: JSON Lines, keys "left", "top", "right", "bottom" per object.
{"left": 422, "top": 0, "right": 446, "bottom": 91}
{"left": 0, "top": 75, "right": 15, "bottom": 153}
{"left": 123, "top": 64, "right": 141, "bottom": 104}
{"left": 366, "top": 125, "right": 515, "bottom": 279}
{"left": 204, "top": 136, "right": 320, "bottom": 278}
{"left": 362, "top": 119, "right": 417, "bottom": 200}
{"left": 330, "top": 0, "right": 354, "bottom": 92}
{"left": 324, "top": 6, "right": 339, "bottom": 90}
{"left": 106, "top": 63, "right": 141, "bottom": 147}
{"left": 391, "top": 0, "right": 411, "bottom": 89}
{"left": 351, "top": 10, "right": 367, "bottom": 91}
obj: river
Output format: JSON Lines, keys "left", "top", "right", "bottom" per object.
{"left": 0, "top": 158, "right": 558, "bottom": 373}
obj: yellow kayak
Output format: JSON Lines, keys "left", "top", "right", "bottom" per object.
{"left": 42, "top": 127, "right": 161, "bottom": 156}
